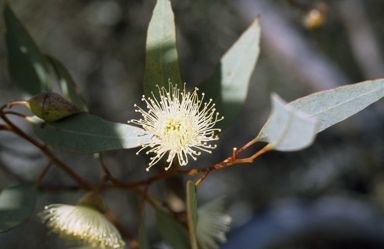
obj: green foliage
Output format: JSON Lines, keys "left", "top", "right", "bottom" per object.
{"left": 0, "top": 184, "right": 37, "bottom": 233}
{"left": 47, "top": 56, "right": 89, "bottom": 112}
{"left": 264, "top": 93, "right": 317, "bottom": 151}
{"left": 2, "top": 0, "right": 384, "bottom": 248}
{"left": 186, "top": 180, "right": 198, "bottom": 249}
{"left": 199, "top": 19, "right": 261, "bottom": 129}
{"left": 144, "top": 0, "right": 182, "bottom": 97}
{"left": 33, "top": 112, "right": 151, "bottom": 153}
{"left": 155, "top": 208, "right": 191, "bottom": 249}
{"left": 257, "top": 79, "right": 384, "bottom": 143}
{"left": 4, "top": 3, "right": 50, "bottom": 99}
{"left": 139, "top": 220, "right": 150, "bottom": 249}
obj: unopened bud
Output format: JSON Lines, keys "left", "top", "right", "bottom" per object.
{"left": 28, "top": 92, "right": 82, "bottom": 122}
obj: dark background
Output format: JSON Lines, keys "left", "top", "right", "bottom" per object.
{"left": 1, "top": 0, "right": 384, "bottom": 248}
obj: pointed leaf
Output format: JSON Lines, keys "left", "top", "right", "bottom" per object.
{"left": 32, "top": 113, "right": 151, "bottom": 153}
{"left": 0, "top": 183, "right": 37, "bottom": 233}
{"left": 257, "top": 79, "right": 384, "bottom": 141}
{"left": 144, "top": 0, "right": 182, "bottom": 97}
{"left": 199, "top": 19, "right": 260, "bottom": 128}
{"left": 155, "top": 208, "right": 191, "bottom": 249}
{"left": 47, "top": 56, "right": 88, "bottom": 112}
{"left": 186, "top": 181, "right": 198, "bottom": 249}
{"left": 266, "top": 94, "right": 317, "bottom": 151}
{"left": 4, "top": 3, "right": 50, "bottom": 98}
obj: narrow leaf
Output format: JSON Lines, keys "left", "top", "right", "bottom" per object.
{"left": 144, "top": 0, "right": 182, "bottom": 97}
{"left": 0, "top": 183, "right": 37, "bottom": 233}
{"left": 47, "top": 56, "right": 88, "bottom": 112}
{"left": 139, "top": 218, "right": 150, "bottom": 249}
{"left": 199, "top": 18, "right": 261, "bottom": 128}
{"left": 4, "top": 3, "right": 50, "bottom": 98}
{"left": 186, "top": 181, "right": 198, "bottom": 249}
{"left": 155, "top": 208, "right": 191, "bottom": 249}
{"left": 257, "top": 79, "right": 384, "bottom": 141}
{"left": 32, "top": 113, "right": 151, "bottom": 153}
{"left": 266, "top": 94, "right": 317, "bottom": 151}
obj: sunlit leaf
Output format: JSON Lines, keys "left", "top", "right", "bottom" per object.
{"left": 144, "top": 0, "right": 182, "bottom": 97}
{"left": 257, "top": 79, "right": 384, "bottom": 142}
{"left": 0, "top": 183, "right": 37, "bottom": 233}
{"left": 186, "top": 181, "right": 198, "bottom": 249}
{"left": 32, "top": 113, "right": 151, "bottom": 153}
{"left": 4, "top": 3, "right": 50, "bottom": 98}
{"left": 155, "top": 208, "right": 191, "bottom": 249}
{"left": 47, "top": 56, "right": 88, "bottom": 112}
{"left": 199, "top": 18, "right": 260, "bottom": 128}
{"left": 265, "top": 94, "right": 317, "bottom": 151}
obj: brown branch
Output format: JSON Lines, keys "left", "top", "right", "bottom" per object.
{"left": 0, "top": 105, "right": 92, "bottom": 190}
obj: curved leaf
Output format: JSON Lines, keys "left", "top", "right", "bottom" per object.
{"left": 47, "top": 56, "right": 88, "bottom": 112}
{"left": 0, "top": 183, "right": 37, "bottom": 233}
{"left": 198, "top": 18, "right": 261, "bottom": 128}
{"left": 186, "top": 181, "right": 198, "bottom": 249}
{"left": 32, "top": 113, "right": 151, "bottom": 153}
{"left": 155, "top": 208, "right": 191, "bottom": 249}
{"left": 144, "top": 0, "right": 182, "bottom": 97}
{"left": 257, "top": 79, "right": 384, "bottom": 141}
{"left": 266, "top": 94, "right": 317, "bottom": 151}
{"left": 4, "top": 3, "right": 50, "bottom": 98}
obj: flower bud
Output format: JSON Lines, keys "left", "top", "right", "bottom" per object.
{"left": 78, "top": 192, "right": 106, "bottom": 213}
{"left": 28, "top": 92, "right": 82, "bottom": 122}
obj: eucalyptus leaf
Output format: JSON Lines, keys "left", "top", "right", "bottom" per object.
{"left": 257, "top": 79, "right": 384, "bottom": 142}
{"left": 186, "top": 180, "right": 198, "bottom": 249}
{"left": 4, "top": 3, "right": 50, "bottom": 98}
{"left": 199, "top": 19, "right": 260, "bottom": 128}
{"left": 32, "top": 113, "right": 151, "bottom": 153}
{"left": 155, "top": 208, "right": 191, "bottom": 249}
{"left": 139, "top": 218, "right": 150, "bottom": 249}
{"left": 144, "top": 0, "right": 181, "bottom": 97}
{"left": 266, "top": 94, "right": 317, "bottom": 151}
{"left": 0, "top": 183, "right": 37, "bottom": 233}
{"left": 47, "top": 56, "right": 88, "bottom": 112}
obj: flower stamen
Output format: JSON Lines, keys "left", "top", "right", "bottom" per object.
{"left": 129, "top": 82, "right": 223, "bottom": 171}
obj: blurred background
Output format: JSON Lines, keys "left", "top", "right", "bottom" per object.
{"left": 1, "top": 0, "right": 384, "bottom": 248}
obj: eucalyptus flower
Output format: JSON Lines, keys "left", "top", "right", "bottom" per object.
{"left": 39, "top": 193, "right": 125, "bottom": 249}
{"left": 130, "top": 83, "right": 223, "bottom": 171}
{"left": 196, "top": 198, "right": 232, "bottom": 249}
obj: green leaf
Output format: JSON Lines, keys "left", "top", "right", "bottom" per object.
{"left": 155, "top": 208, "right": 191, "bottom": 249}
{"left": 4, "top": 3, "right": 50, "bottom": 99}
{"left": 144, "top": 0, "right": 182, "bottom": 97}
{"left": 186, "top": 181, "right": 198, "bottom": 249}
{"left": 265, "top": 94, "right": 317, "bottom": 151}
{"left": 47, "top": 56, "right": 88, "bottom": 112}
{"left": 257, "top": 79, "right": 384, "bottom": 142}
{"left": 0, "top": 183, "right": 37, "bottom": 233}
{"left": 198, "top": 18, "right": 261, "bottom": 128}
{"left": 139, "top": 217, "right": 150, "bottom": 249}
{"left": 32, "top": 113, "right": 151, "bottom": 153}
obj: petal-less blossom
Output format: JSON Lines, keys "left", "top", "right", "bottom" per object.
{"left": 39, "top": 204, "right": 125, "bottom": 249}
{"left": 196, "top": 198, "right": 232, "bottom": 249}
{"left": 129, "top": 83, "right": 223, "bottom": 171}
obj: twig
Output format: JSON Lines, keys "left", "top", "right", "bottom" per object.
{"left": 0, "top": 104, "right": 92, "bottom": 190}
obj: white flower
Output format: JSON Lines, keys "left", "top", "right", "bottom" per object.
{"left": 196, "top": 198, "right": 232, "bottom": 249}
{"left": 39, "top": 204, "right": 125, "bottom": 249}
{"left": 130, "top": 83, "right": 223, "bottom": 171}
